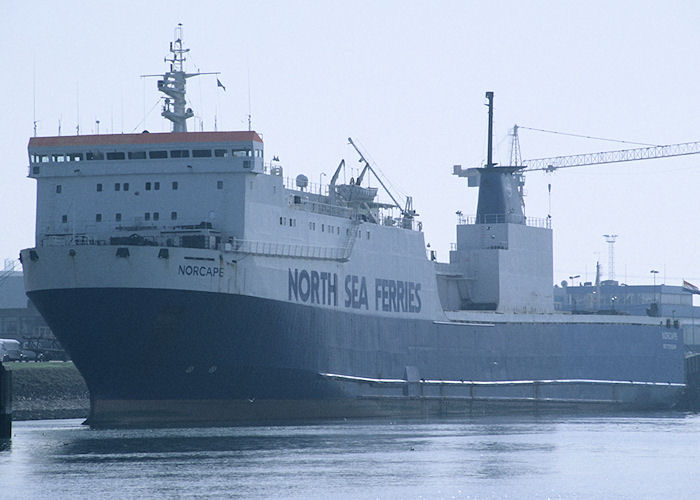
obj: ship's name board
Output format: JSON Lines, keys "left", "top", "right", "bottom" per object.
{"left": 288, "top": 268, "right": 422, "bottom": 313}
{"left": 178, "top": 264, "right": 224, "bottom": 278}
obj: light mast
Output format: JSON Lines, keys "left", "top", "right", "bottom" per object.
{"left": 142, "top": 24, "right": 220, "bottom": 132}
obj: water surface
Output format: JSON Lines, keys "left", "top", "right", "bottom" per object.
{"left": 1, "top": 413, "right": 699, "bottom": 498}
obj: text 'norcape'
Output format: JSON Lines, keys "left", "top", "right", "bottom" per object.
{"left": 178, "top": 265, "right": 224, "bottom": 278}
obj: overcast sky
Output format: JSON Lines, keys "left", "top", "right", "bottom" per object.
{"left": 3, "top": 1, "right": 700, "bottom": 287}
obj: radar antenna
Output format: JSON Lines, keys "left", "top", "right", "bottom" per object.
{"left": 141, "top": 24, "right": 221, "bottom": 132}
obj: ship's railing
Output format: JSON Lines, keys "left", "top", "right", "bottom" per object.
{"left": 38, "top": 231, "right": 353, "bottom": 261}
{"left": 461, "top": 214, "right": 552, "bottom": 228}
{"left": 224, "top": 238, "right": 349, "bottom": 261}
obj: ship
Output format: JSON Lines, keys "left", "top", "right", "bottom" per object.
{"left": 20, "top": 28, "right": 685, "bottom": 426}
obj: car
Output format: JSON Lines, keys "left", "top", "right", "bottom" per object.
{"left": 0, "top": 339, "right": 22, "bottom": 362}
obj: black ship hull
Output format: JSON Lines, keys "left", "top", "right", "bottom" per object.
{"left": 28, "top": 287, "right": 685, "bottom": 426}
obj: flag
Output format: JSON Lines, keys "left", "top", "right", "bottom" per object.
{"left": 217, "top": 78, "right": 226, "bottom": 91}
{"left": 682, "top": 280, "right": 700, "bottom": 294}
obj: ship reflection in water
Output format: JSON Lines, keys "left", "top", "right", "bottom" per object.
{"left": 2, "top": 414, "right": 699, "bottom": 498}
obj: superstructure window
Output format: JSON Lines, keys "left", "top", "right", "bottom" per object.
{"left": 96, "top": 183, "right": 103, "bottom": 192}
{"left": 86, "top": 151, "right": 104, "bottom": 161}
{"left": 170, "top": 149, "right": 189, "bottom": 158}
{"left": 145, "top": 213, "right": 151, "bottom": 221}
{"left": 217, "top": 180, "right": 223, "bottom": 189}
{"left": 96, "top": 214, "right": 102, "bottom": 222}
{"left": 153, "top": 212, "right": 160, "bottom": 221}
{"left": 154, "top": 182, "right": 160, "bottom": 191}
{"left": 61, "top": 215, "right": 67, "bottom": 223}
{"left": 123, "top": 182, "right": 129, "bottom": 191}
{"left": 172, "top": 181, "right": 178, "bottom": 190}
{"left": 171, "top": 211, "right": 177, "bottom": 220}
{"left": 115, "top": 183, "right": 121, "bottom": 191}
{"left": 52, "top": 154, "right": 65, "bottom": 162}
{"left": 128, "top": 151, "right": 147, "bottom": 160}
{"left": 214, "top": 149, "right": 227, "bottom": 157}
{"left": 107, "top": 152, "right": 125, "bottom": 160}
{"left": 232, "top": 149, "right": 250, "bottom": 157}
{"left": 116, "top": 213, "right": 122, "bottom": 222}
{"left": 149, "top": 150, "right": 167, "bottom": 159}
{"left": 67, "top": 153, "right": 83, "bottom": 161}
{"left": 56, "top": 185, "right": 62, "bottom": 194}
{"left": 193, "top": 149, "right": 212, "bottom": 158}
{"left": 146, "top": 182, "right": 151, "bottom": 191}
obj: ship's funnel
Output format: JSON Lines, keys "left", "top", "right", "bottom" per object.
{"left": 475, "top": 166, "right": 525, "bottom": 224}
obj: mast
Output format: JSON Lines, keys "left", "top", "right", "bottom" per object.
{"left": 142, "top": 24, "right": 220, "bottom": 133}
{"left": 486, "top": 91, "right": 495, "bottom": 168}
{"left": 160, "top": 24, "right": 192, "bottom": 132}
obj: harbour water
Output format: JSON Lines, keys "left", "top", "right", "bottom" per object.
{"left": 1, "top": 413, "right": 699, "bottom": 499}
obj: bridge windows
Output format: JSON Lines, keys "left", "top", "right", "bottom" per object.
{"left": 232, "top": 149, "right": 250, "bottom": 158}
{"left": 107, "top": 152, "right": 125, "bottom": 160}
{"left": 149, "top": 150, "right": 167, "bottom": 159}
{"left": 128, "top": 151, "right": 146, "bottom": 160}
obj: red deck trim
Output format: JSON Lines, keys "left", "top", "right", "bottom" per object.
{"left": 29, "top": 131, "right": 263, "bottom": 148}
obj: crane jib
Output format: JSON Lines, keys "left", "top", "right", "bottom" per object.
{"left": 523, "top": 141, "right": 700, "bottom": 171}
